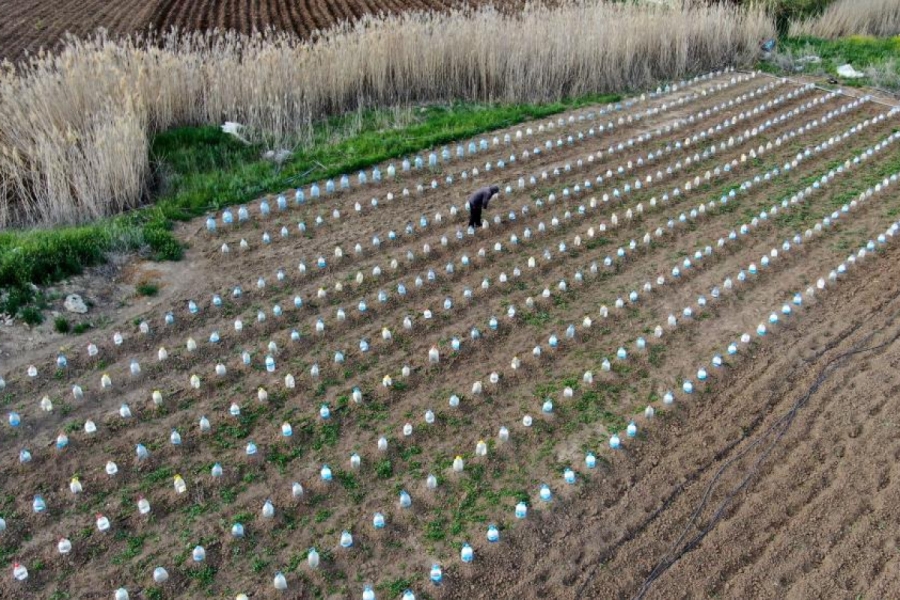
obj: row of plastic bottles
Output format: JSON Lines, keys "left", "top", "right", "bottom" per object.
{"left": 209, "top": 87, "right": 792, "bottom": 279}
{"left": 178, "top": 86, "right": 852, "bottom": 350}
{"left": 201, "top": 69, "right": 738, "bottom": 231}
{"left": 14, "top": 118, "right": 894, "bottom": 467}
{"left": 0, "top": 72, "right": 764, "bottom": 394}
{"left": 21, "top": 213, "right": 894, "bottom": 597}
{"left": 192, "top": 78, "right": 772, "bottom": 298}
{"left": 607, "top": 167, "right": 900, "bottom": 449}
{"left": 14, "top": 84, "right": 771, "bottom": 394}
{"left": 8, "top": 81, "right": 856, "bottom": 492}
{"left": 200, "top": 78, "right": 768, "bottom": 281}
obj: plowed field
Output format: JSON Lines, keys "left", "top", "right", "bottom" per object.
{"left": 2, "top": 70, "right": 900, "bottom": 600}
{"left": 0, "top": 0, "right": 501, "bottom": 62}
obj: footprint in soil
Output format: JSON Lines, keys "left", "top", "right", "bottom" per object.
{"left": 877, "top": 469, "right": 890, "bottom": 491}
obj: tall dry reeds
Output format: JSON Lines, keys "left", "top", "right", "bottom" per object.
{"left": 790, "top": 0, "right": 900, "bottom": 38}
{"left": 0, "top": 0, "right": 774, "bottom": 228}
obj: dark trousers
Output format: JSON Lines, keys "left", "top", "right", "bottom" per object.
{"left": 468, "top": 203, "right": 482, "bottom": 228}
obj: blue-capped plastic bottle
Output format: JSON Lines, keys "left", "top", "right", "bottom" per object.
{"left": 539, "top": 484, "right": 552, "bottom": 502}
{"left": 487, "top": 524, "right": 500, "bottom": 542}
{"left": 515, "top": 501, "right": 528, "bottom": 519}
{"left": 460, "top": 543, "right": 474, "bottom": 563}
{"left": 307, "top": 547, "right": 319, "bottom": 568}
{"left": 340, "top": 530, "right": 353, "bottom": 548}
{"left": 192, "top": 545, "right": 206, "bottom": 562}
{"left": 136, "top": 443, "right": 150, "bottom": 460}
{"left": 430, "top": 564, "right": 442, "bottom": 585}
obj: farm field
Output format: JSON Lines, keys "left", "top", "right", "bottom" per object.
{"left": 2, "top": 69, "right": 900, "bottom": 600}
{"left": 0, "top": 0, "right": 497, "bottom": 62}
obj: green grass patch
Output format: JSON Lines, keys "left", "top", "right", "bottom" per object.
{"left": 250, "top": 555, "right": 269, "bottom": 574}
{"left": 111, "top": 534, "right": 147, "bottom": 565}
{"left": 523, "top": 310, "right": 552, "bottom": 327}
{"left": 761, "top": 35, "right": 900, "bottom": 90}
{"left": 648, "top": 343, "right": 666, "bottom": 368}
{"left": 266, "top": 443, "right": 303, "bottom": 473}
{"left": 140, "top": 466, "right": 175, "bottom": 491}
{"left": 314, "top": 508, "right": 332, "bottom": 523}
{"left": 72, "top": 321, "right": 91, "bottom": 335}
{"left": 375, "top": 459, "right": 394, "bottom": 480}
{"left": 186, "top": 564, "right": 217, "bottom": 587}
{"left": 378, "top": 578, "right": 414, "bottom": 597}
{"left": 424, "top": 516, "right": 447, "bottom": 542}
{"left": 146, "top": 588, "right": 163, "bottom": 600}
{"left": 136, "top": 280, "right": 159, "bottom": 297}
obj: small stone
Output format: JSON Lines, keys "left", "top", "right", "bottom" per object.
{"left": 64, "top": 294, "right": 88, "bottom": 314}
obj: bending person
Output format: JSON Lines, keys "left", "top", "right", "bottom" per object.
{"left": 467, "top": 185, "right": 500, "bottom": 229}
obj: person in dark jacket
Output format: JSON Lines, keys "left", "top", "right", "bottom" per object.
{"left": 467, "top": 185, "right": 499, "bottom": 229}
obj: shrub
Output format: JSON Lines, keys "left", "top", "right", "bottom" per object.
{"left": 54, "top": 316, "right": 71, "bottom": 333}
{"left": 19, "top": 305, "right": 43, "bottom": 326}
{"left": 136, "top": 281, "right": 159, "bottom": 297}
{"left": 72, "top": 322, "right": 92, "bottom": 335}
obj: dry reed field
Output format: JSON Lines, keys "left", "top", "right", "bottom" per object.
{"left": 790, "top": 0, "right": 900, "bottom": 38}
{"left": 2, "top": 68, "right": 900, "bottom": 599}
{"left": 0, "top": 1, "right": 773, "bottom": 229}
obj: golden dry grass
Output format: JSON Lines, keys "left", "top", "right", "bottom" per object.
{"left": 790, "top": 0, "right": 900, "bottom": 38}
{"left": 0, "top": 0, "right": 774, "bottom": 228}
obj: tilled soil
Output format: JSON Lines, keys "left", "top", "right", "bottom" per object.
{"left": 0, "top": 0, "right": 518, "bottom": 62}
{"left": 1, "top": 73, "right": 900, "bottom": 599}
{"left": 444, "top": 230, "right": 900, "bottom": 600}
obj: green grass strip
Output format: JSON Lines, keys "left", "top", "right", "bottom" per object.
{"left": 758, "top": 34, "right": 900, "bottom": 88}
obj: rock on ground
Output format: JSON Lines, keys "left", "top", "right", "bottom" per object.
{"left": 63, "top": 294, "right": 88, "bottom": 314}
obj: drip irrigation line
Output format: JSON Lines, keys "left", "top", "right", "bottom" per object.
{"left": 628, "top": 305, "right": 900, "bottom": 600}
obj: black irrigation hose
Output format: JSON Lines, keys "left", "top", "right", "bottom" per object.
{"left": 628, "top": 310, "right": 900, "bottom": 600}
